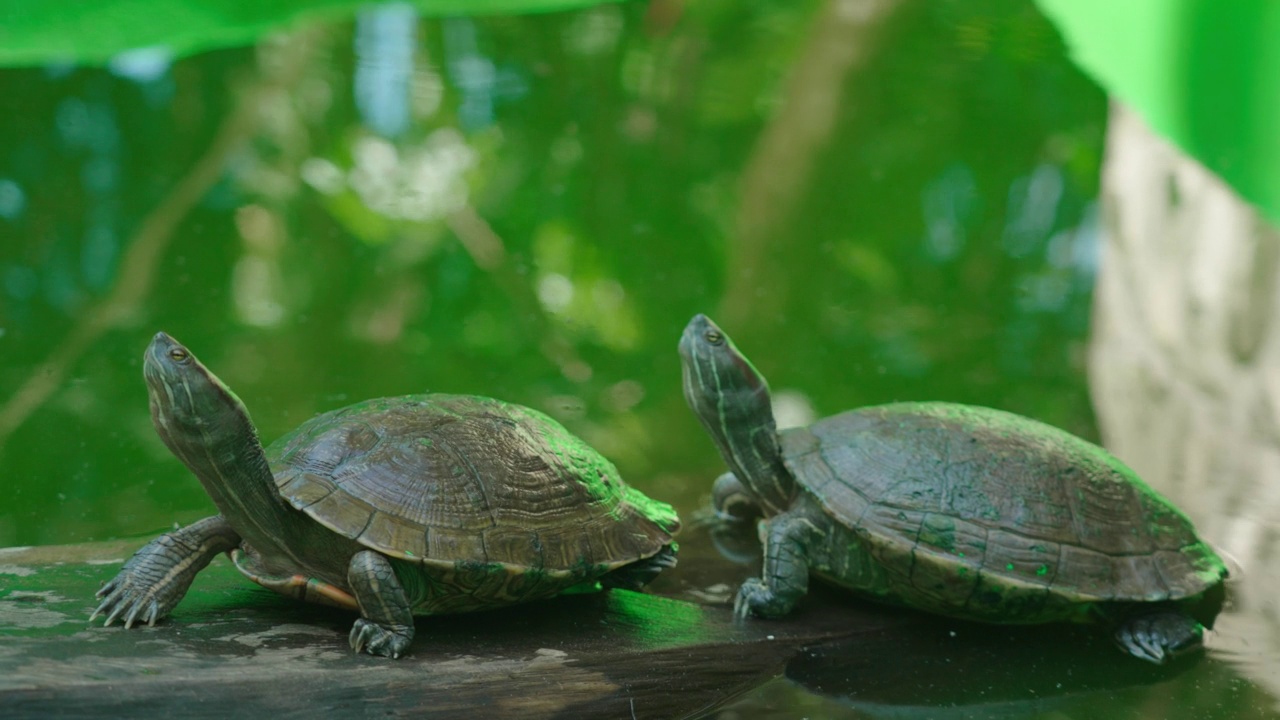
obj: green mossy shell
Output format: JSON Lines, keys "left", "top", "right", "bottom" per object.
{"left": 266, "top": 394, "right": 678, "bottom": 578}
{"left": 779, "top": 402, "right": 1227, "bottom": 618}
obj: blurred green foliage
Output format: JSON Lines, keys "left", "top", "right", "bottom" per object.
{"left": 0, "top": 0, "right": 622, "bottom": 65}
{"left": 1039, "top": 0, "right": 1280, "bottom": 223}
{"left": 0, "top": 0, "right": 1104, "bottom": 552}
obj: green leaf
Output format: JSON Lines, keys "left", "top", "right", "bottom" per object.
{"left": 1038, "top": 0, "right": 1280, "bottom": 222}
{"left": 0, "top": 0, "right": 622, "bottom": 67}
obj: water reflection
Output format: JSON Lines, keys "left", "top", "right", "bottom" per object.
{"left": 717, "top": 622, "right": 1279, "bottom": 719}
{"left": 354, "top": 3, "right": 416, "bottom": 138}
{"left": 788, "top": 625, "right": 1197, "bottom": 718}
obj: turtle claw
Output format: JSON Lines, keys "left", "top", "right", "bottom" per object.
{"left": 93, "top": 587, "right": 159, "bottom": 629}
{"left": 733, "top": 578, "right": 767, "bottom": 621}
{"left": 90, "top": 578, "right": 124, "bottom": 623}
{"left": 733, "top": 576, "right": 800, "bottom": 620}
{"left": 349, "top": 618, "right": 413, "bottom": 659}
{"left": 88, "top": 598, "right": 109, "bottom": 625}
{"left": 91, "top": 586, "right": 131, "bottom": 627}
{"left": 91, "top": 556, "right": 185, "bottom": 629}
{"left": 1115, "top": 612, "right": 1203, "bottom": 664}
{"left": 123, "top": 598, "right": 159, "bottom": 629}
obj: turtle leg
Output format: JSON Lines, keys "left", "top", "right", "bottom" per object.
{"left": 713, "top": 472, "right": 763, "bottom": 522}
{"left": 1114, "top": 609, "right": 1205, "bottom": 664}
{"left": 347, "top": 550, "right": 415, "bottom": 659}
{"left": 91, "top": 515, "right": 240, "bottom": 628}
{"left": 600, "top": 544, "right": 678, "bottom": 591}
{"left": 735, "top": 513, "right": 819, "bottom": 620}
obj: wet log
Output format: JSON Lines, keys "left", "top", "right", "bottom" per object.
{"left": 0, "top": 529, "right": 904, "bottom": 720}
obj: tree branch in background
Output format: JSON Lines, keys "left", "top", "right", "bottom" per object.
{"left": 721, "top": 0, "right": 902, "bottom": 330}
{"left": 446, "top": 205, "right": 589, "bottom": 381}
{"left": 0, "top": 34, "right": 318, "bottom": 453}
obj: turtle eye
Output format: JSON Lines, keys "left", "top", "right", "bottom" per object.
{"left": 168, "top": 348, "right": 190, "bottom": 363}
{"left": 704, "top": 330, "right": 724, "bottom": 346}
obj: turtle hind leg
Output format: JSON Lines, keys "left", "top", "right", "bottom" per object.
{"left": 600, "top": 544, "right": 678, "bottom": 591}
{"left": 1114, "top": 609, "right": 1205, "bottom": 664}
{"left": 347, "top": 550, "right": 415, "bottom": 659}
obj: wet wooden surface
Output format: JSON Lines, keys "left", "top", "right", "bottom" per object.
{"left": 0, "top": 525, "right": 906, "bottom": 719}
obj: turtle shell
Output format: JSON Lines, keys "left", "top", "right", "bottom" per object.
{"left": 779, "top": 402, "right": 1226, "bottom": 612}
{"left": 265, "top": 394, "right": 678, "bottom": 576}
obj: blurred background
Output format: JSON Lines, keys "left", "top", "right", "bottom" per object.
{"left": 0, "top": 0, "right": 1105, "bottom": 546}
{"left": 1, "top": 0, "right": 1277, "bottom": 717}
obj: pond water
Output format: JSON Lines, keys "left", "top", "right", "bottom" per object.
{"left": 1, "top": 1, "right": 1276, "bottom": 718}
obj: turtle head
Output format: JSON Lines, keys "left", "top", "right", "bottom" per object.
{"left": 143, "top": 333, "right": 279, "bottom": 537}
{"left": 144, "top": 332, "right": 253, "bottom": 449}
{"left": 679, "top": 314, "right": 772, "bottom": 426}
{"left": 679, "top": 314, "right": 792, "bottom": 514}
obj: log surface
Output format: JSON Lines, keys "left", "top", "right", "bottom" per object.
{"left": 0, "top": 528, "right": 903, "bottom": 720}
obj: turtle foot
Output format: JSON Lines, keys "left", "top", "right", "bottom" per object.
{"left": 1115, "top": 611, "right": 1204, "bottom": 664}
{"left": 350, "top": 618, "right": 413, "bottom": 659}
{"left": 91, "top": 535, "right": 202, "bottom": 629}
{"left": 90, "top": 581, "right": 164, "bottom": 629}
{"left": 89, "top": 517, "right": 239, "bottom": 630}
{"left": 600, "top": 544, "right": 678, "bottom": 591}
{"left": 733, "top": 577, "right": 795, "bottom": 621}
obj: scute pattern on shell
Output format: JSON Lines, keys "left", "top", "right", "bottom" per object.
{"left": 779, "top": 402, "right": 1225, "bottom": 607}
{"left": 265, "top": 394, "right": 675, "bottom": 574}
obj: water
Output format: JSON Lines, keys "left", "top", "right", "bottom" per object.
{"left": 0, "top": 1, "right": 1275, "bottom": 717}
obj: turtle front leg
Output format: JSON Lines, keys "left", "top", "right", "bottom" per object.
{"left": 92, "top": 515, "right": 240, "bottom": 628}
{"left": 347, "top": 550, "right": 415, "bottom": 659}
{"left": 712, "top": 472, "right": 763, "bottom": 522}
{"left": 1114, "top": 610, "right": 1205, "bottom": 664}
{"left": 735, "top": 513, "right": 820, "bottom": 620}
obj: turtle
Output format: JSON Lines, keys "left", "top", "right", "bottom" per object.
{"left": 678, "top": 313, "right": 1227, "bottom": 664}
{"left": 92, "top": 332, "right": 680, "bottom": 658}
